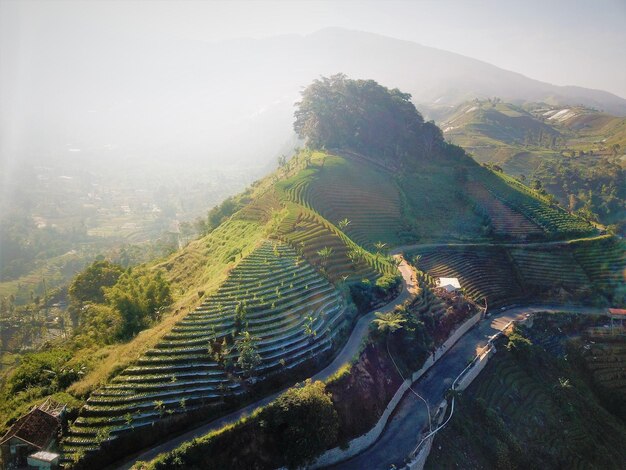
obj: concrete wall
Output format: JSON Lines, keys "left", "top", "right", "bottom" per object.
{"left": 310, "top": 310, "right": 483, "bottom": 469}
{"left": 403, "top": 313, "right": 538, "bottom": 470}
{"left": 455, "top": 345, "right": 496, "bottom": 391}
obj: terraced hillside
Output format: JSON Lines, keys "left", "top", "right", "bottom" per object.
{"left": 572, "top": 237, "right": 626, "bottom": 299}
{"left": 280, "top": 154, "right": 408, "bottom": 248}
{"left": 62, "top": 241, "right": 346, "bottom": 460}
{"left": 577, "top": 337, "right": 626, "bottom": 419}
{"left": 408, "top": 236, "right": 624, "bottom": 307}
{"left": 409, "top": 246, "right": 524, "bottom": 307}
{"left": 465, "top": 180, "right": 544, "bottom": 238}
{"left": 474, "top": 168, "right": 594, "bottom": 237}
{"left": 509, "top": 246, "right": 591, "bottom": 291}
{"left": 426, "top": 324, "right": 626, "bottom": 469}
{"left": 275, "top": 204, "right": 392, "bottom": 282}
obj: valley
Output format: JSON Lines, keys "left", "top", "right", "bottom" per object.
{"left": 0, "top": 75, "right": 623, "bottom": 470}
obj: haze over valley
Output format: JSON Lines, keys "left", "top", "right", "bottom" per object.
{"left": 0, "top": 2, "right": 624, "bottom": 470}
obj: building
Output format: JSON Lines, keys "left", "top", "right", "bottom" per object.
{"left": 0, "top": 400, "right": 65, "bottom": 470}
{"left": 27, "top": 451, "right": 59, "bottom": 470}
{"left": 437, "top": 277, "right": 461, "bottom": 293}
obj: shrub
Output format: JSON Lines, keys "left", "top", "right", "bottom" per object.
{"left": 261, "top": 379, "right": 339, "bottom": 469}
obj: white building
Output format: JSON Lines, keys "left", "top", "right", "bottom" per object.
{"left": 438, "top": 277, "right": 461, "bottom": 293}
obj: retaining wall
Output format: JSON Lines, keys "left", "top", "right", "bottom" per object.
{"left": 310, "top": 310, "right": 483, "bottom": 468}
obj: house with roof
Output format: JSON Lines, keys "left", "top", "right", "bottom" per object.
{"left": 0, "top": 400, "right": 65, "bottom": 470}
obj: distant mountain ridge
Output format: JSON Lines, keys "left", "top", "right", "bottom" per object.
{"left": 5, "top": 27, "right": 626, "bottom": 170}
{"left": 301, "top": 28, "right": 626, "bottom": 116}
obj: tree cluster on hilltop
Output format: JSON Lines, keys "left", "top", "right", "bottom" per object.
{"left": 294, "top": 74, "right": 448, "bottom": 167}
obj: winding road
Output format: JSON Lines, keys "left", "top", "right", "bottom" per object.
{"left": 330, "top": 305, "right": 607, "bottom": 469}
{"left": 115, "top": 248, "right": 608, "bottom": 469}
{"left": 114, "top": 258, "right": 419, "bottom": 469}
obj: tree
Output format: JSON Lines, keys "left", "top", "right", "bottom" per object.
{"left": 105, "top": 268, "right": 171, "bottom": 339}
{"left": 316, "top": 246, "right": 334, "bottom": 268}
{"left": 294, "top": 75, "right": 445, "bottom": 166}
{"left": 69, "top": 260, "right": 123, "bottom": 305}
{"left": 235, "top": 331, "right": 261, "bottom": 375}
{"left": 372, "top": 311, "right": 406, "bottom": 334}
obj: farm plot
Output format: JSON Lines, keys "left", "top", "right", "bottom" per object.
{"left": 281, "top": 155, "right": 405, "bottom": 248}
{"left": 508, "top": 246, "right": 591, "bottom": 291}
{"left": 275, "top": 204, "right": 393, "bottom": 283}
{"left": 466, "top": 180, "right": 544, "bottom": 238}
{"left": 409, "top": 247, "right": 524, "bottom": 307}
{"left": 62, "top": 240, "right": 346, "bottom": 458}
{"left": 572, "top": 237, "right": 625, "bottom": 296}
{"left": 475, "top": 168, "right": 594, "bottom": 237}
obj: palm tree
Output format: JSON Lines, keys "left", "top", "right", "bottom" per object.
{"left": 338, "top": 218, "right": 351, "bottom": 230}
{"left": 317, "top": 246, "right": 334, "bottom": 268}
{"left": 372, "top": 311, "right": 406, "bottom": 334}
{"left": 374, "top": 241, "right": 387, "bottom": 257}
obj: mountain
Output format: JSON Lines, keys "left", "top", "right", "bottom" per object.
{"left": 4, "top": 28, "right": 626, "bottom": 173}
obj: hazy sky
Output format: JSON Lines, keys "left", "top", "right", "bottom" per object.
{"left": 3, "top": 0, "right": 625, "bottom": 97}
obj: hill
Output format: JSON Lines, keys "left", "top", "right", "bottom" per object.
{"left": 9, "top": 27, "right": 626, "bottom": 179}
{"left": 426, "top": 314, "right": 626, "bottom": 469}
{"left": 440, "top": 100, "right": 626, "bottom": 228}
{"left": 0, "top": 77, "right": 606, "bottom": 469}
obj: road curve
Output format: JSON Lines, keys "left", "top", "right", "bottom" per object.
{"left": 330, "top": 304, "right": 607, "bottom": 469}
{"left": 114, "top": 257, "right": 418, "bottom": 469}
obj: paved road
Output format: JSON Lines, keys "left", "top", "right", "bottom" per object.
{"left": 331, "top": 305, "right": 607, "bottom": 469}
{"left": 115, "top": 257, "right": 418, "bottom": 469}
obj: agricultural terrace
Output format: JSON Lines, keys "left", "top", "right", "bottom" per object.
{"left": 396, "top": 163, "right": 487, "bottom": 242}
{"left": 465, "top": 180, "right": 544, "bottom": 238}
{"left": 473, "top": 166, "right": 594, "bottom": 237}
{"left": 62, "top": 240, "right": 346, "bottom": 460}
{"left": 279, "top": 154, "right": 407, "bottom": 248}
{"left": 508, "top": 246, "right": 591, "bottom": 291}
{"left": 408, "top": 236, "right": 625, "bottom": 308}
{"left": 572, "top": 236, "right": 626, "bottom": 298}
{"left": 275, "top": 203, "right": 394, "bottom": 283}
{"left": 427, "top": 316, "right": 626, "bottom": 469}
{"left": 409, "top": 246, "right": 524, "bottom": 307}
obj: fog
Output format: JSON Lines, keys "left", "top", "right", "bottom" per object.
{"left": 1, "top": 0, "right": 625, "bottom": 202}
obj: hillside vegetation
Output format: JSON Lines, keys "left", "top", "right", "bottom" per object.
{"left": 0, "top": 76, "right": 611, "bottom": 470}
{"left": 409, "top": 236, "right": 625, "bottom": 307}
{"left": 426, "top": 315, "right": 626, "bottom": 469}
{"left": 441, "top": 99, "right": 626, "bottom": 229}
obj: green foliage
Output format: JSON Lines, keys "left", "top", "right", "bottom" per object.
{"left": 78, "top": 303, "right": 124, "bottom": 344}
{"left": 372, "top": 311, "right": 406, "bottom": 334}
{"left": 234, "top": 331, "right": 261, "bottom": 375}
{"left": 506, "top": 327, "right": 533, "bottom": 358}
{"left": 294, "top": 74, "right": 444, "bottom": 166}
{"left": 261, "top": 380, "right": 339, "bottom": 469}
{"left": 104, "top": 268, "right": 172, "bottom": 339}
{"left": 195, "top": 196, "right": 243, "bottom": 236}
{"left": 7, "top": 349, "right": 83, "bottom": 394}
{"left": 375, "top": 273, "right": 401, "bottom": 292}
{"left": 69, "top": 260, "right": 124, "bottom": 305}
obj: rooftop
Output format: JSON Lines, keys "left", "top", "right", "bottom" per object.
{"left": 438, "top": 277, "right": 461, "bottom": 292}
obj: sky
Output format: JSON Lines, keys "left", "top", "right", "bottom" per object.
{"left": 2, "top": 0, "right": 624, "bottom": 97}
